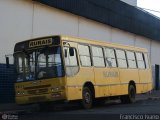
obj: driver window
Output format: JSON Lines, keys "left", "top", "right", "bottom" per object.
{"left": 18, "top": 57, "right": 23, "bottom": 73}
{"left": 38, "top": 53, "right": 46, "bottom": 68}
{"left": 37, "top": 47, "right": 64, "bottom": 79}
{"left": 29, "top": 52, "right": 36, "bottom": 73}
{"left": 48, "top": 54, "right": 61, "bottom": 67}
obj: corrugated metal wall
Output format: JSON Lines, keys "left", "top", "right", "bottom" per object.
{"left": 34, "top": 0, "right": 160, "bottom": 41}
{"left": 0, "top": 64, "right": 16, "bottom": 103}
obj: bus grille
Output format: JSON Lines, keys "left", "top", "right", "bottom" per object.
{"left": 29, "top": 96, "right": 47, "bottom": 102}
{"left": 27, "top": 88, "right": 48, "bottom": 95}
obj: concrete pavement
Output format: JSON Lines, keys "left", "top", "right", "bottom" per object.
{"left": 0, "top": 90, "right": 160, "bottom": 113}
{"left": 136, "top": 90, "right": 160, "bottom": 101}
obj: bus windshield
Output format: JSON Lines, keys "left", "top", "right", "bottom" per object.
{"left": 14, "top": 46, "right": 64, "bottom": 82}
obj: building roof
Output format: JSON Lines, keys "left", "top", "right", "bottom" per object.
{"left": 33, "top": 0, "right": 160, "bottom": 41}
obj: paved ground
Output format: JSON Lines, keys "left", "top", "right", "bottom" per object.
{"left": 1, "top": 90, "right": 160, "bottom": 120}
{"left": 18, "top": 99, "right": 160, "bottom": 120}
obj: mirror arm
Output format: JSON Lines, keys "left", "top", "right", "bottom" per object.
{"left": 5, "top": 54, "right": 13, "bottom": 68}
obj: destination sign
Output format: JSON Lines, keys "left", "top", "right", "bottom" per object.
{"left": 14, "top": 36, "right": 60, "bottom": 52}
{"left": 29, "top": 38, "right": 52, "bottom": 48}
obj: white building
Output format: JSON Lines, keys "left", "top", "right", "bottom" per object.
{"left": 0, "top": 0, "right": 159, "bottom": 66}
{"left": 1, "top": 0, "right": 160, "bottom": 103}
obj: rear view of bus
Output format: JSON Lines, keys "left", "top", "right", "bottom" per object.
{"left": 14, "top": 36, "right": 66, "bottom": 106}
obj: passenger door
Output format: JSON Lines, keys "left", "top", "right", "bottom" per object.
{"left": 63, "top": 42, "right": 80, "bottom": 100}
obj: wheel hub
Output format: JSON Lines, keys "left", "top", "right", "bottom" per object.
{"left": 84, "top": 92, "right": 91, "bottom": 104}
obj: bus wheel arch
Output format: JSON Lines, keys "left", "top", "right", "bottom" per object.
{"left": 82, "top": 82, "right": 95, "bottom": 109}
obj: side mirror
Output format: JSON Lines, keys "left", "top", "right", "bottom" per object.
{"left": 6, "top": 56, "right": 10, "bottom": 68}
{"left": 69, "top": 48, "right": 74, "bottom": 56}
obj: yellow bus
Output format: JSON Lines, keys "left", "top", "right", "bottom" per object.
{"left": 11, "top": 35, "right": 152, "bottom": 109}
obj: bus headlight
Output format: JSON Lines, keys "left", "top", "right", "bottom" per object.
{"left": 51, "top": 86, "right": 64, "bottom": 92}
{"left": 51, "top": 87, "right": 59, "bottom": 92}
{"left": 17, "top": 91, "right": 25, "bottom": 95}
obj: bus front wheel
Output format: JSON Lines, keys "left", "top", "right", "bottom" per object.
{"left": 120, "top": 84, "right": 136, "bottom": 104}
{"left": 82, "top": 87, "right": 93, "bottom": 109}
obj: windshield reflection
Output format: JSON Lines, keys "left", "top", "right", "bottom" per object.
{"left": 14, "top": 46, "right": 64, "bottom": 82}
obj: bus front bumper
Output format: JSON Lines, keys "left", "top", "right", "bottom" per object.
{"left": 16, "top": 92, "right": 65, "bottom": 105}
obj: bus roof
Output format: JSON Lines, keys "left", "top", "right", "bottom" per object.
{"left": 60, "top": 35, "right": 148, "bottom": 52}
{"left": 14, "top": 35, "right": 148, "bottom": 53}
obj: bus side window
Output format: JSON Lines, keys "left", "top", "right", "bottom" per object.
{"left": 105, "top": 48, "right": 117, "bottom": 67}
{"left": 136, "top": 52, "right": 145, "bottom": 69}
{"left": 126, "top": 51, "right": 137, "bottom": 69}
{"left": 78, "top": 44, "right": 91, "bottom": 67}
{"left": 144, "top": 53, "right": 149, "bottom": 69}
{"left": 91, "top": 46, "right": 105, "bottom": 67}
{"left": 116, "top": 49, "right": 127, "bottom": 68}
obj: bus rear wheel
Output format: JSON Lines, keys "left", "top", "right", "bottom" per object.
{"left": 120, "top": 84, "right": 136, "bottom": 104}
{"left": 82, "top": 87, "right": 93, "bottom": 109}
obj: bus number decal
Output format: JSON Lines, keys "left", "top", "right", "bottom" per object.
{"left": 103, "top": 71, "right": 118, "bottom": 78}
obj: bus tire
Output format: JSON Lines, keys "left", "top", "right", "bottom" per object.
{"left": 128, "top": 84, "right": 136, "bottom": 103}
{"left": 120, "top": 84, "right": 136, "bottom": 104}
{"left": 82, "top": 87, "right": 93, "bottom": 109}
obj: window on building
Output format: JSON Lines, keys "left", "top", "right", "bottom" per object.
{"left": 78, "top": 44, "right": 91, "bottom": 67}
{"left": 92, "top": 46, "right": 105, "bottom": 67}
{"left": 105, "top": 48, "right": 117, "bottom": 67}
{"left": 126, "top": 51, "right": 137, "bottom": 68}
{"left": 136, "top": 52, "right": 145, "bottom": 69}
{"left": 116, "top": 49, "right": 127, "bottom": 68}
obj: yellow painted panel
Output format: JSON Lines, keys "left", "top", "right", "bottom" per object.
{"left": 120, "top": 84, "right": 128, "bottom": 95}
{"left": 148, "top": 83, "right": 153, "bottom": 91}
{"left": 109, "top": 85, "right": 123, "bottom": 96}
{"left": 136, "top": 84, "right": 143, "bottom": 94}
{"left": 143, "top": 84, "right": 148, "bottom": 93}
{"left": 66, "top": 87, "right": 82, "bottom": 100}
{"left": 139, "top": 69, "right": 152, "bottom": 83}
{"left": 119, "top": 69, "right": 139, "bottom": 84}
{"left": 66, "top": 67, "right": 94, "bottom": 100}
{"left": 107, "top": 68, "right": 121, "bottom": 95}
{"left": 98, "top": 86, "right": 109, "bottom": 97}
